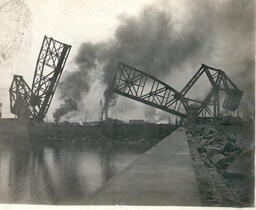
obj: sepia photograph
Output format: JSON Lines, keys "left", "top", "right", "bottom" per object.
{"left": 0, "top": 0, "right": 254, "bottom": 208}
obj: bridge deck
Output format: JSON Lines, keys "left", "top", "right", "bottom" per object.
{"left": 91, "top": 127, "right": 201, "bottom": 206}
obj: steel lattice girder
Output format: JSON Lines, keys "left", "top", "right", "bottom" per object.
{"left": 111, "top": 62, "right": 243, "bottom": 120}
{"left": 112, "top": 62, "right": 188, "bottom": 118}
{"left": 181, "top": 64, "right": 241, "bottom": 94}
{"left": 181, "top": 64, "right": 243, "bottom": 118}
{"left": 9, "top": 75, "right": 33, "bottom": 118}
{"left": 31, "top": 36, "right": 71, "bottom": 120}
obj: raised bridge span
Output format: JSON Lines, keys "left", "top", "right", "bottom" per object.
{"left": 90, "top": 127, "right": 201, "bottom": 206}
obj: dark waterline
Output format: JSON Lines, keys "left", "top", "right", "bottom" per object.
{"left": 0, "top": 141, "right": 142, "bottom": 205}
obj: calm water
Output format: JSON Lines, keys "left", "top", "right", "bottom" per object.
{"left": 0, "top": 141, "right": 142, "bottom": 205}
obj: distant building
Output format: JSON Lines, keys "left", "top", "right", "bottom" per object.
{"left": 82, "top": 121, "right": 100, "bottom": 126}
{"left": 69, "top": 122, "right": 82, "bottom": 126}
{"left": 107, "top": 118, "right": 125, "bottom": 124}
{"left": 62, "top": 121, "right": 82, "bottom": 126}
{"left": 129, "top": 119, "right": 145, "bottom": 124}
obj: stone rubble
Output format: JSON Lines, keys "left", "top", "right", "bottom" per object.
{"left": 186, "top": 117, "right": 254, "bottom": 206}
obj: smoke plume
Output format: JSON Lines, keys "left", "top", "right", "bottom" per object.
{"left": 53, "top": 98, "right": 77, "bottom": 122}
{"left": 144, "top": 107, "right": 170, "bottom": 123}
{"left": 54, "top": 0, "right": 254, "bottom": 121}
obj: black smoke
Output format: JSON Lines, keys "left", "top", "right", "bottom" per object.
{"left": 54, "top": 0, "right": 254, "bottom": 121}
{"left": 53, "top": 98, "right": 77, "bottom": 122}
{"left": 53, "top": 43, "right": 103, "bottom": 121}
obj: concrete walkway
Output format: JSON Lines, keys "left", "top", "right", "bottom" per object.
{"left": 91, "top": 127, "right": 201, "bottom": 206}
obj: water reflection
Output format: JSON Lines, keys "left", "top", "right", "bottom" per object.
{"left": 0, "top": 141, "right": 141, "bottom": 204}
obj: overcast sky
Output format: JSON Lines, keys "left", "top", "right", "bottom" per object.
{"left": 0, "top": 0, "right": 156, "bottom": 119}
{"left": 0, "top": 0, "right": 254, "bottom": 122}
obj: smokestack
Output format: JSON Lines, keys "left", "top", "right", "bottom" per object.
{"left": 99, "top": 99, "right": 104, "bottom": 122}
{"left": 103, "top": 87, "right": 113, "bottom": 122}
{"left": 104, "top": 103, "right": 109, "bottom": 122}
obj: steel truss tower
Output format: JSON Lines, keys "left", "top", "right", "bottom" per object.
{"left": 9, "top": 36, "right": 71, "bottom": 120}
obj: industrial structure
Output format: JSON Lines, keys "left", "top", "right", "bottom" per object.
{"left": 111, "top": 62, "right": 242, "bottom": 122}
{"left": 9, "top": 36, "right": 71, "bottom": 121}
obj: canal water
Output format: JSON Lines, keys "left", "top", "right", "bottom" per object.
{"left": 0, "top": 142, "right": 142, "bottom": 205}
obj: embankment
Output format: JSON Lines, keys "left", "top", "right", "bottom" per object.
{"left": 28, "top": 122, "right": 176, "bottom": 151}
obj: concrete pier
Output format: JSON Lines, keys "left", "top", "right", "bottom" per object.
{"left": 91, "top": 127, "right": 201, "bottom": 206}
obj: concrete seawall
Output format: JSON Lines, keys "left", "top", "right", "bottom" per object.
{"left": 91, "top": 127, "right": 201, "bottom": 206}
